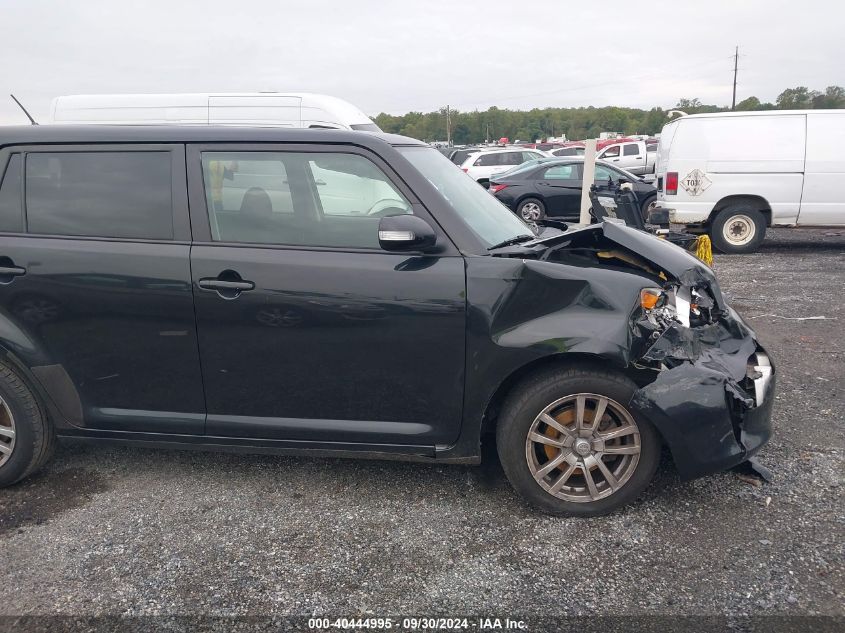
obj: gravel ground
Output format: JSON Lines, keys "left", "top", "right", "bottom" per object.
{"left": 0, "top": 228, "right": 843, "bottom": 622}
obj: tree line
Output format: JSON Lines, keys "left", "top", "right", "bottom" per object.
{"left": 373, "top": 85, "right": 845, "bottom": 144}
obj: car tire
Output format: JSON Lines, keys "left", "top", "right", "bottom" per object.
{"left": 710, "top": 205, "right": 767, "bottom": 254}
{"left": 496, "top": 366, "right": 660, "bottom": 517}
{"left": 640, "top": 194, "right": 657, "bottom": 222}
{"left": 517, "top": 198, "right": 546, "bottom": 222}
{"left": 0, "top": 362, "right": 55, "bottom": 488}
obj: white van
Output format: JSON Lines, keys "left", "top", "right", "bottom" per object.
{"left": 654, "top": 110, "right": 845, "bottom": 253}
{"left": 49, "top": 93, "right": 381, "bottom": 132}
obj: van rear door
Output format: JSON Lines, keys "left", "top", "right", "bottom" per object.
{"left": 799, "top": 113, "right": 845, "bottom": 225}
{"left": 208, "top": 95, "right": 302, "bottom": 127}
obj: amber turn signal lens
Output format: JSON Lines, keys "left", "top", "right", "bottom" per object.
{"left": 640, "top": 288, "right": 663, "bottom": 310}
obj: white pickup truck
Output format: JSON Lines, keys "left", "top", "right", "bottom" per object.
{"left": 597, "top": 140, "right": 657, "bottom": 177}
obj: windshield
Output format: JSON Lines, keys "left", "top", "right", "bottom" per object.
{"left": 398, "top": 147, "right": 534, "bottom": 248}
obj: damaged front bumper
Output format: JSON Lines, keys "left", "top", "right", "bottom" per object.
{"left": 630, "top": 305, "right": 775, "bottom": 480}
{"left": 524, "top": 221, "right": 776, "bottom": 479}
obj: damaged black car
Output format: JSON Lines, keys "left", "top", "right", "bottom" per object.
{"left": 0, "top": 126, "right": 773, "bottom": 516}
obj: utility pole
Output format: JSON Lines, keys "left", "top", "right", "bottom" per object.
{"left": 446, "top": 105, "right": 451, "bottom": 145}
{"left": 485, "top": 122, "right": 490, "bottom": 144}
{"left": 731, "top": 45, "right": 739, "bottom": 111}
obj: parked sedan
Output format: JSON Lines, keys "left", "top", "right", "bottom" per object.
{"left": 490, "top": 158, "right": 657, "bottom": 222}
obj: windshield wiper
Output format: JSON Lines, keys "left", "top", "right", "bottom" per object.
{"left": 487, "top": 234, "right": 535, "bottom": 251}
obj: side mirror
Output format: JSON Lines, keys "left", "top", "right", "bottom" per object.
{"left": 378, "top": 215, "right": 437, "bottom": 252}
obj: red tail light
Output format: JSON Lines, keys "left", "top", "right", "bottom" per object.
{"left": 489, "top": 184, "right": 509, "bottom": 194}
{"left": 461, "top": 167, "right": 469, "bottom": 173}
{"left": 665, "top": 171, "right": 678, "bottom": 195}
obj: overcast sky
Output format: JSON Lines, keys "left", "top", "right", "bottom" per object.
{"left": 0, "top": 0, "right": 840, "bottom": 125}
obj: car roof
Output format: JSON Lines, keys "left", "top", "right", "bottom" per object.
{"left": 0, "top": 125, "right": 427, "bottom": 149}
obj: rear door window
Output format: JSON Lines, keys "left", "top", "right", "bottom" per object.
{"left": 623, "top": 143, "right": 641, "bottom": 156}
{"left": 501, "top": 152, "right": 524, "bottom": 166}
{"left": 25, "top": 152, "right": 174, "bottom": 239}
{"left": 474, "top": 153, "right": 502, "bottom": 167}
{"left": 0, "top": 155, "right": 23, "bottom": 232}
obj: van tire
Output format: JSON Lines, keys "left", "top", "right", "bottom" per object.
{"left": 710, "top": 206, "right": 767, "bottom": 254}
{"left": 496, "top": 367, "right": 660, "bottom": 517}
{"left": 0, "top": 362, "right": 55, "bottom": 487}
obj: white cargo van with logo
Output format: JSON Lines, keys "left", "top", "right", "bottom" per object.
{"left": 49, "top": 93, "right": 381, "bottom": 132}
{"left": 654, "top": 110, "right": 845, "bottom": 253}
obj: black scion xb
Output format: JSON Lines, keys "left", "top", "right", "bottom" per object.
{"left": 0, "top": 126, "right": 773, "bottom": 516}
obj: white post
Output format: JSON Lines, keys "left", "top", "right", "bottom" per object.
{"left": 579, "top": 138, "right": 597, "bottom": 225}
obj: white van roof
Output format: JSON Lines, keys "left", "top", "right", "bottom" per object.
{"left": 672, "top": 109, "right": 845, "bottom": 120}
{"left": 48, "top": 93, "right": 379, "bottom": 130}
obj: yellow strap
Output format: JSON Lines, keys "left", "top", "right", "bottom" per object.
{"left": 695, "top": 235, "right": 713, "bottom": 266}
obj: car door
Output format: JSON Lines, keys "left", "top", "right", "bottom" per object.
{"left": 619, "top": 143, "right": 646, "bottom": 174}
{"left": 534, "top": 163, "right": 583, "bottom": 218}
{"left": 0, "top": 144, "right": 206, "bottom": 433}
{"left": 187, "top": 144, "right": 467, "bottom": 447}
{"left": 798, "top": 112, "right": 845, "bottom": 225}
{"left": 598, "top": 144, "right": 621, "bottom": 167}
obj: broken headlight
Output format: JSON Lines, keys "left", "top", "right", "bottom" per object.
{"left": 639, "top": 285, "right": 716, "bottom": 329}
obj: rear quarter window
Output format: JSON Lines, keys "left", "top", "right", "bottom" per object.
{"left": 25, "top": 152, "right": 174, "bottom": 240}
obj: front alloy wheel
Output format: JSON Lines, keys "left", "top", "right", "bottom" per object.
{"left": 496, "top": 368, "right": 660, "bottom": 516}
{"left": 526, "top": 393, "right": 640, "bottom": 502}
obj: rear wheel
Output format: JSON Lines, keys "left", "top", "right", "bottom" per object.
{"left": 517, "top": 198, "right": 546, "bottom": 222}
{"left": 0, "top": 362, "right": 54, "bottom": 487}
{"left": 497, "top": 367, "right": 660, "bottom": 516}
{"left": 710, "top": 205, "right": 767, "bottom": 254}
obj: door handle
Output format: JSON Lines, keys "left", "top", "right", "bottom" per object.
{"left": 198, "top": 271, "right": 255, "bottom": 300}
{"left": 0, "top": 263, "right": 25, "bottom": 285}
{"left": 198, "top": 279, "right": 255, "bottom": 291}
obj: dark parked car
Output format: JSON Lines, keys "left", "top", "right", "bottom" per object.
{"left": 0, "top": 125, "right": 773, "bottom": 516}
{"left": 490, "top": 158, "right": 658, "bottom": 222}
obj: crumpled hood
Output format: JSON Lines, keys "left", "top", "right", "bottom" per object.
{"left": 597, "top": 222, "right": 724, "bottom": 305}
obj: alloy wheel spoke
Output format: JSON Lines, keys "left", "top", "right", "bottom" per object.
{"left": 575, "top": 395, "right": 586, "bottom": 430}
{"left": 583, "top": 461, "right": 600, "bottom": 500}
{"left": 602, "top": 445, "right": 640, "bottom": 455}
{"left": 540, "top": 413, "right": 575, "bottom": 440}
{"left": 528, "top": 432, "right": 565, "bottom": 448}
{"left": 600, "top": 424, "right": 637, "bottom": 441}
{"left": 0, "top": 426, "right": 14, "bottom": 439}
{"left": 548, "top": 462, "right": 578, "bottom": 494}
{"left": 588, "top": 397, "right": 608, "bottom": 434}
{"left": 0, "top": 443, "right": 10, "bottom": 455}
{"left": 534, "top": 452, "right": 570, "bottom": 481}
{"left": 594, "top": 456, "right": 620, "bottom": 491}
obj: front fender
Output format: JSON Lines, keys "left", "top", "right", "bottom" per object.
{"left": 462, "top": 256, "right": 650, "bottom": 441}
